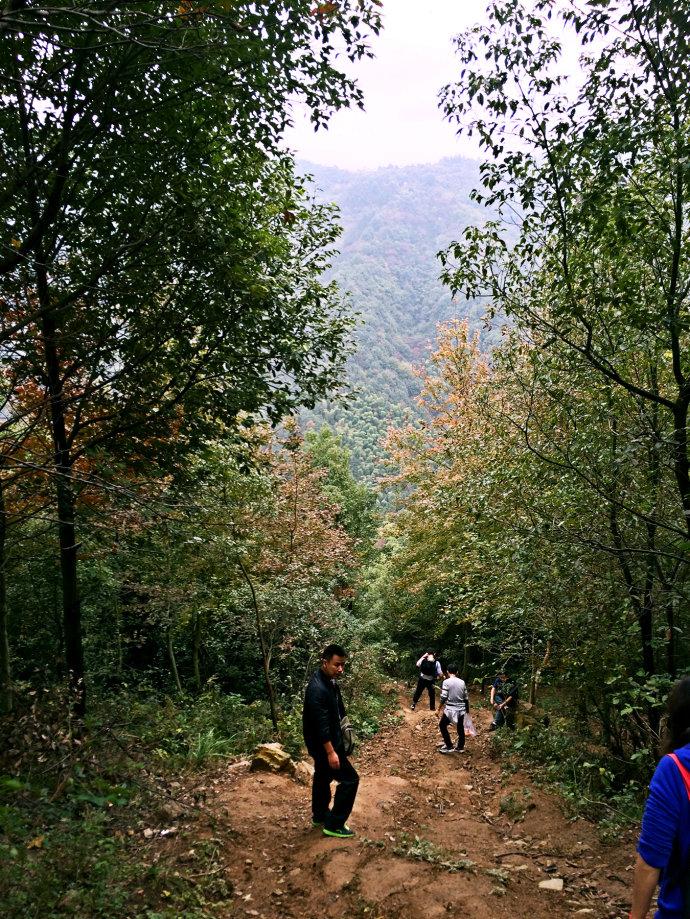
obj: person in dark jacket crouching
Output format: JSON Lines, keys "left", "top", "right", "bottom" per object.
{"left": 302, "top": 643, "right": 359, "bottom": 839}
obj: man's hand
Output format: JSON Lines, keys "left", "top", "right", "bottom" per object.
{"left": 328, "top": 749, "right": 340, "bottom": 770}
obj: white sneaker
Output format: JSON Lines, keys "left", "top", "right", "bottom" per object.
{"left": 438, "top": 745, "right": 454, "bottom": 754}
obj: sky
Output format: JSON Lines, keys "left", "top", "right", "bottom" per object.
{"left": 285, "top": 0, "right": 492, "bottom": 171}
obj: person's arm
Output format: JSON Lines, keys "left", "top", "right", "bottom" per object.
{"left": 438, "top": 679, "right": 448, "bottom": 718}
{"left": 490, "top": 685, "right": 496, "bottom": 706}
{"left": 632, "top": 756, "right": 683, "bottom": 917}
{"left": 435, "top": 660, "right": 444, "bottom": 678}
{"left": 630, "top": 853, "right": 659, "bottom": 919}
{"left": 463, "top": 682, "right": 470, "bottom": 712}
{"left": 416, "top": 655, "right": 425, "bottom": 668}
{"left": 323, "top": 738, "right": 340, "bottom": 770}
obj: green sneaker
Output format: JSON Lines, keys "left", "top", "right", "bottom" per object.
{"left": 322, "top": 824, "right": 355, "bottom": 839}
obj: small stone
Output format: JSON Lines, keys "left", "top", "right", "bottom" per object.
{"left": 539, "top": 878, "right": 564, "bottom": 891}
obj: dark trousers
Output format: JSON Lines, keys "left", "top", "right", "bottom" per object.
{"left": 439, "top": 712, "right": 465, "bottom": 750}
{"left": 310, "top": 747, "right": 359, "bottom": 831}
{"left": 412, "top": 677, "right": 436, "bottom": 710}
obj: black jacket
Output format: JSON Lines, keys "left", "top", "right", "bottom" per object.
{"left": 302, "top": 668, "right": 346, "bottom": 755}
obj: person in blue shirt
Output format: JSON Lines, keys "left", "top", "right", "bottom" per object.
{"left": 631, "top": 676, "right": 690, "bottom": 918}
{"left": 489, "top": 670, "right": 519, "bottom": 730}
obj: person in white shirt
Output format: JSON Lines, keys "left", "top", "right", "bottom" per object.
{"left": 437, "top": 664, "right": 470, "bottom": 754}
{"left": 411, "top": 650, "right": 444, "bottom": 711}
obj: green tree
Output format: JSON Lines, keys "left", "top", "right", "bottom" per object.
{"left": 0, "top": 1, "right": 382, "bottom": 711}
{"left": 439, "top": 0, "right": 690, "bottom": 694}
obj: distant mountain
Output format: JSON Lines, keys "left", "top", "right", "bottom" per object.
{"left": 300, "top": 156, "right": 494, "bottom": 482}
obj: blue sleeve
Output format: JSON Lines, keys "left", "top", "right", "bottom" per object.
{"left": 637, "top": 757, "right": 684, "bottom": 869}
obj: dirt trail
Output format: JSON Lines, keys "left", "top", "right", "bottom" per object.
{"left": 207, "top": 698, "right": 635, "bottom": 919}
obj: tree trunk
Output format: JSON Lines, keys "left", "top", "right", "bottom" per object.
{"left": 237, "top": 556, "right": 279, "bottom": 730}
{"left": 529, "top": 637, "right": 551, "bottom": 706}
{"left": 192, "top": 610, "right": 203, "bottom": 692}
{"left": 167, "top": 626, "right": 182, "bottom": 694}
{"left": 0, "top": 475, "right": 11, "bottom": 715}
{"left": 40, "top": 296, "right": 85, "bottom": 715}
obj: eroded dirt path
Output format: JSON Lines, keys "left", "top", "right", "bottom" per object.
{"left": 209, "top": 698, "right": 635, "bottom": 919}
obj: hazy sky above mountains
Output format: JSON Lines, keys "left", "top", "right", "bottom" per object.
{"left": 285, "top": 0, "right": 491, "bottom": 170}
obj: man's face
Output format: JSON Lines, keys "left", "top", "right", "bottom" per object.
{"left": 322, "top": 654, "right": 346, "bottom": 680}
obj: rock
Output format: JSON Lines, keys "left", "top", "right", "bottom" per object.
{"left": 228, "top": 759, "right": 251, "bottom": 773}
{"left": 293, "top": 760, "right": 315, "bottom": 786}
{"left": 250, "top": 743, "right": 295, "bottom": 776}
{"left": 539, "top": 878, "right": 564, "bottom": 891}
{"left": 517, "top": 703, "right": 550, "bottom": 729}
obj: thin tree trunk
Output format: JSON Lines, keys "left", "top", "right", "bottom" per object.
{"left": 167, "top": 626, "right": 182, "bottom": 694}
{"left": 0, "top": 475, "right": 11, "bottom": 714}
{"left": 529, "top": 637, "right": 551, "bottom": 706}
{"left": 192, "top": 610, "right": 203, "bottom": 692}
{"left": 237, "top": 555, "right": 279, "bottom": 731}
{"left": 114, "top": 593, "right": 123, "bottom": 675}
{"left": 40, "top": 291, "right": 85, "bottom": 715}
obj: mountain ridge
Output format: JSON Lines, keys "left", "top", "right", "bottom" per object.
{"left": 300, "top": 155, "right": 493, "bottom": 480}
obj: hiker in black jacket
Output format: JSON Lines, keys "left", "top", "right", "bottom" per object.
{"left": 302, "top": 643, "right": 359, "bottom": 839}
{"left": 411, "top": 650, "right": 444, "bottom": 711}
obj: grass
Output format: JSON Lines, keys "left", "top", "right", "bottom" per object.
{"left": 393, "top": 833, "right": 475, "bottom": 872}
{"left": 498, "top": 788, "right": 534, "bottom": 822}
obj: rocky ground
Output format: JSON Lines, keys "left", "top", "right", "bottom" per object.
{"left": 147, "top": 697, "right": 637, "bottom": 919}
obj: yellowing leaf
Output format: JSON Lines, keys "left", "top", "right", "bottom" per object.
{"left": 27, "top": 835, "right": 45, "bottom": 849}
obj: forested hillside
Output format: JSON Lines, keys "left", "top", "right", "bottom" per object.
{"left": 302, "top": 157, "right": 492, "bottom": 480}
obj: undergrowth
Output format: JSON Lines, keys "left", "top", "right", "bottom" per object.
{"left": 0, "top": 674, "right": 394, "bottom": 918}
{"left": 490, "top": 717, "right": 647, "bottom": 840}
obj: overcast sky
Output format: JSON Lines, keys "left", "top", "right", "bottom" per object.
{"left": 285, "top": 0, "right": 492, "bottom": 170}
